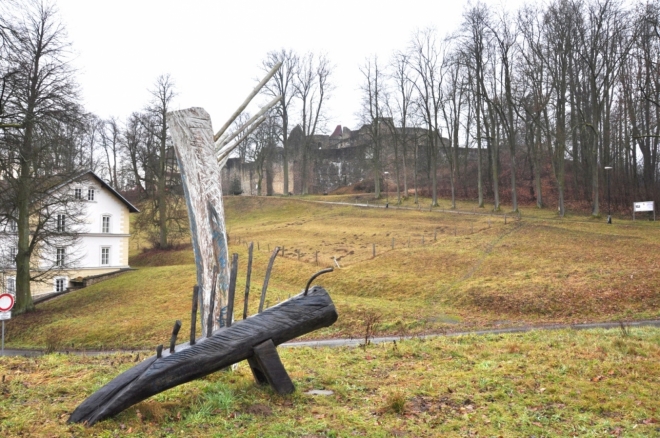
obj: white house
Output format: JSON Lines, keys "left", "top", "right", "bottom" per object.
{"left": 1, "top": 170, "right": 139, "bottom": 296}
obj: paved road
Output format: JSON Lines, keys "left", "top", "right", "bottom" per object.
{"left": 2, "top": 319, "right": 659, "bottom": 357}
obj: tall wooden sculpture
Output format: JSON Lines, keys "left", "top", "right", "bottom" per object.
{"left": 69, "top": 65, "right": 339, "bottom": 425}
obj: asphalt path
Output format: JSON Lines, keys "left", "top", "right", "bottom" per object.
{"left": 2, "top": 319, "right": 659, "bottom": 357}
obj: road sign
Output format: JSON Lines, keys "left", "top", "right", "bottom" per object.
{"left": 0, "top": 311, "right": 10, "bottom": 321}
{"left": 0, "top": 293, "right": 15, "bottom": 312}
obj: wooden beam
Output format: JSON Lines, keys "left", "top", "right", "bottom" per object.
{"left": 215, "top": 95, "right": 281, "bottom": 150}
{"left": 213, "top": 62, "right": 282, "bottom": 142}
{"left": 68, "top": 286, "right": 338, "bottom": 425}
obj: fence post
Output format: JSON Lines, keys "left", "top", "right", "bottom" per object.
{"left": 315, "top": 251, "right": 318, "bottom": 266}
{"left": 372, "top": 243, "right": 376, "bottom": 258}
{"left": 434, "top": 230, "right": 437, "bottom": 241}
{"left": 422, "top": 235, "right": 425, "bottom": 244}
{"left": 391, "top": 238, "right": 394, "bottom": 250}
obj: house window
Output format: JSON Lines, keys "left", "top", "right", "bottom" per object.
{"left": 9, "top": 246, "right": 17, "bottom": 265}
{"left": 88, "top": 188, "right": 95, "bottom": 201}
{"left": 101, "top": 247, "right": 110, "bottom": 266}
{"left": 57, "top": 214, "right": 66, "bottom": 233}
{"left": 74, "top": 188, "right": 82, "bottom": 199}
{"left": 55, "top": 277, "right": 66, "bottom": 292}
{"left": 7, "top": 277, "right": 16, "bottom": 294}
{"left": 56, "top": 247, "right": 65, "bottom": 267}
{"left": 102, "top": 215, "right": 110, "bottom": 233}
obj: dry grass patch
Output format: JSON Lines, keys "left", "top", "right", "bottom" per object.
{"left": 1, "top": 328, "right": 659, "bottom": 437}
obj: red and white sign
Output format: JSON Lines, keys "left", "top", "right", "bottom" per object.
{"left": 0, "top": 293, "right": 15, "bottom": 312}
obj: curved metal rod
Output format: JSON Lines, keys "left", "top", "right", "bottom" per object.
{"left": 304, "top": 268, "right": 334, "bottom": 296}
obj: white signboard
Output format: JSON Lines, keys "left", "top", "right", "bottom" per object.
{"left": 0, "top": 311, "right": 10, "bottom": 321}
{"left": 634, "top": 201, "right": 654, "bottom": 212}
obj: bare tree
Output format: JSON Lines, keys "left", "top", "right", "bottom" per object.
{"left": 260, "top": 49, "right": 297, "bottom": 195}
{"left": 144, "top": 74, "right": 177, "bottom": 248}
{"left": 0, "top": 0, "right": 84, "bottom": 313}
{"left": 359, "top": 55, "right": 389, "bottom": 199}
{"left": 247, "top": 111, "right": 280, "bottom": 195}
{"left": 100, "top": 117, "right": 121, "bottom": 188}
{"left": 409, "top": 27, "right": 444, "bottom": 207}
{"left": 294, "top": 53, "right": 332, "bottom": 195}
{"left": 388, "top": 51, "right": 415, "bottom": 202}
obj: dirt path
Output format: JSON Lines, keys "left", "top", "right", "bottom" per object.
{"left": 3, "top": 319, "right": 659, "bottom": 357}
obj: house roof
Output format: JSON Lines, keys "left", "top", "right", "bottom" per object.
{"left": 60, "top": 170, "right": 140, "bottom": 213}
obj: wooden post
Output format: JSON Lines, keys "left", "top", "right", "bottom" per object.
{"left": 391, "top": 238, "right": 394, "bottom": 250}
{"left": 207, "top": 265, "right": 218, "bottom": 338}
{"left": 505, "top": 214, "right": 507, "bottom": 224}
{"left": 249, "top": 339, "right": 295, "bottom": 394}
{"left": 434, "top": 230, "right": 437, "bottom": 241}
{"left": 259, "top": 247, "right": 280, "bottom": 313}
{"left": 282, "top": 246, "right": 285, "bottom": 257}
{"left": 422, "top": 235, "right": 425, "bottom": 245}
{"left": 454, "top": 227, "right": 457, "bottom": 236}
{"left": 315, "top": 251, "right": 318, "bottom": 266}
{"left": 243, "top": 243, "right": 253, "bottom": 320}
{"left": 227, "top": 253, "right": 238, "bottom": 327}
{"left": 168, "top": 108, "right": 230, "bottom": 338}
{"left": 169, "top": 320, "right": 182, "bottom": 353}
{"left": 372, "top": 243, "right": 376, "bottom": 258}
{"left": 190, "top": 285, "right": 199, "bottom": 345}
{"left": 488, "top": 219, "right": 491, "bottom": 228}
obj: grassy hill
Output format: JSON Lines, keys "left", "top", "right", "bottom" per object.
{"left": 2, "top": 195, "right": 660, "bottom": 437}
{"left": 5, "top": 195, "right": 660, "bottom": 350}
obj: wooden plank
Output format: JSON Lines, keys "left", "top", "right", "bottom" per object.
{"left": 168, "top": 108, "right": 230, "bottom": 337}
{"left": 69, "top": 286, "right": 338, "bottom": 425}
{"left": 251, "top": 339, "right": 295, "bottom": 395}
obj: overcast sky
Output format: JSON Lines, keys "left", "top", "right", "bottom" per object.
{"left": 56, "top": 0, "right": 526, "bottom": 133}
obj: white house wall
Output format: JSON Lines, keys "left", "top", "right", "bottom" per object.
{"left": 67, "top": 176, "right": 131, "bottom": 270}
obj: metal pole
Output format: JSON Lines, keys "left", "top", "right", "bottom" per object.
{"left": 2, "top": 321, "right": 4, "bottom": 355}
{"left": 605, "top": 166, "right": 612, "bottom": 224}
{"left": 607, "top": 170, "right": 612, "bottom": 224}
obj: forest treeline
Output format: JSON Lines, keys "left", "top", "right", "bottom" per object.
{"left": 235, "top": 0, "right": 660, "bottom": 217}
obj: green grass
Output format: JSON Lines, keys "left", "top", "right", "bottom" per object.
{"left": 6, "top": 196, "right": 660, "bottom": 350}
{"left": 1, "top": 327, "right": 659, "bottom": 436}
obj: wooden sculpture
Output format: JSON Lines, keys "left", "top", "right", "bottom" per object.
{"left": 69, "top": 65, "right": 338, "bottom": 425}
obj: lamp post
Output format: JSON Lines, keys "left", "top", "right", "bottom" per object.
{"left": 605, "top": 166, "right": 612, "bottom": 224}
{"left": 383, "top": 171, "right": 389, "bottom": 208}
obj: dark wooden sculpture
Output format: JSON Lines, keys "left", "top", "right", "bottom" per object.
{"left": 69, "top": 285, "right": 337, "bottom": 425}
